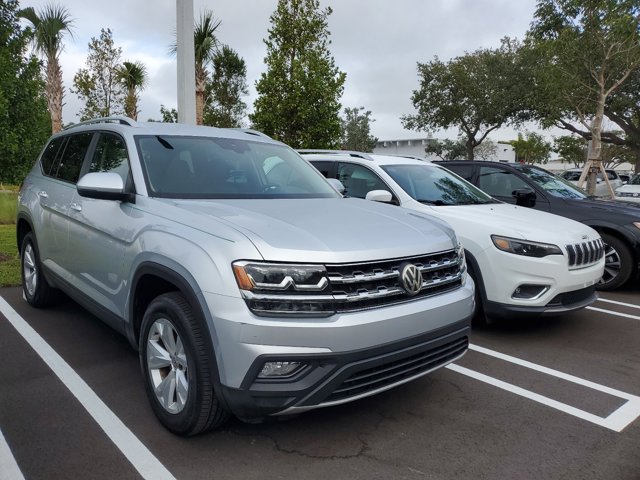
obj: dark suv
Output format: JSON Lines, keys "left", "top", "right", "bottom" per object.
{"left": 435, "top": 161, "right": 640, "bottom": 290}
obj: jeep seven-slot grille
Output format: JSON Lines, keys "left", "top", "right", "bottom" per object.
{"left": 326, "top": 249, "right": 463, "bottom": 312}
{"left": 325, "top": 336, "right": 468, "bottom": 403}
{"left": 565, "top": 239, "right": 604, "bottom": 268}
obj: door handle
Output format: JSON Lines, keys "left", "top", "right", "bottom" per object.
{"left": 70, "top": 203, "right": 82, "bottom": 212}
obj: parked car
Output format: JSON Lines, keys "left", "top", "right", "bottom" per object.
{"left": 619, "top": 173, "right": 632, "bottom": 184}
{"left": 559, "top": 168, "right": 623, "bottom": 197}
{"left": 301, "top": 151, "right": 604, "bottom": 325}
{"left": 434, "top": 160, "right": 640, "bottom": 290}
{"left": 615, "top": 173, "right": 640, "bottom": 204}
{"left": 17, "top": 118, "right": 474, "bottom": 435}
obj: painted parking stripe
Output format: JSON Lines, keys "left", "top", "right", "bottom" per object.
{"left": 0, "top": 297, "right": 176, "bottom": 480}
{"left": 596, "top": 297, "right": 640, "bottom": 310}
{"left": 446, "top": 344, "right": 640, "bottom": 432}
{"left": 0, "top": 428, "right": 25, "bottom": 480}
{"left": 586, "top": 306, "right": 640, "bottom": 321}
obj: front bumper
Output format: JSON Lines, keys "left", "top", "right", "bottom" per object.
{"left": 219, "top": 318, "right": 470, "bottom": 419}
{"left": 484, "top": 285, "right": 597, "bottom": 320}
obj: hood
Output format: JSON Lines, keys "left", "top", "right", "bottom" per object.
{"left": 564, "top": 197, "right": 640, "bottom": 216}
{"left": 165, "top": 198, "right": 457, "bottom": 263}
{"left": 410, "top": 201, "right": 600, "bottom": 245}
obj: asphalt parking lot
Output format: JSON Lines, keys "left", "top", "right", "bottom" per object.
{"left": 1, "top": 284, "right": 639, "bottom": 480}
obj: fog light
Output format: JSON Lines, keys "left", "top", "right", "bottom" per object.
{"left": 259, "top": 361, "right": 305, "bottom": 378}
{"left": 512, "top": 284, "right": 550, "bottom": 300}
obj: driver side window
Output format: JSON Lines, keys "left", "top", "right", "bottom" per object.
{"left": 336, "top": 163, "right": 389, "bottom": 199}
{"left": 478, "top": 166, "right": 528, "bottom": 197}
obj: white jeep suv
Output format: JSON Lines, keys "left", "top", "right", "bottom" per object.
{"left": 303, "top": 151, "right": 605, "bottom": 324}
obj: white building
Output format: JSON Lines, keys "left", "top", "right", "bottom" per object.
{"left": 373, "top": 137, "right": 516, "bottom": 162}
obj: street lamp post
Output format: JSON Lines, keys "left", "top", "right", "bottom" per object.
{"left": 176, "top": 0, "right": 196, "bottom": 124}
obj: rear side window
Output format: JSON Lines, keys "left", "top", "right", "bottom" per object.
{"left": 478, "top": 166, "right": 529, "bottom": 196}
{"left": 52, "top": 133, "right": 94, "bottom": 183}
{"left": 441, "top": 163, "right": 474, "bottom": 182}
{"left": 89, "top": 133, "right": 130, "bottom": 184}
{"left": 39, "top": 137, "right": 66, "bottom": 176}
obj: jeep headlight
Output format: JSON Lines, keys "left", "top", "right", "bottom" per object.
{"left": 232, "top": 261, "right": 334, "bottom": 316}
{"left": 491, "top": 235, "right": 562, "bottom": 258}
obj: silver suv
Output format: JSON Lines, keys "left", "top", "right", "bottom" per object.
{"left": 17, "top": 117, "right": 474, "bottom": 435}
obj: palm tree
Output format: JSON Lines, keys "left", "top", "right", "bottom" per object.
{"left": 19, "top": 4, "right": 74, "bottom": 134}
{"left": 172, "top": 10, "right": 220, "bottom": 124}
{"left": 116, "top": 61, "right": 147, "bottom": 121}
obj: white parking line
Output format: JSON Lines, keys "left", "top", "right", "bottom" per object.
{"left": 0, "top": 297, "right": 176, "bottom": 480}
{"left": 447, "top": 344, "right": 640, "bottom": 432}
{"left": 0, "top": 428, "right": 25, "bottom": 480}
{"left": 586, "top": 306, "right": 640, "bottom": 321}
{"left": 595, "top": 297, "right": 640, "bottom": 310}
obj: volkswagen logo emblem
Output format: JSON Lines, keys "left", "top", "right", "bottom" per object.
{"left": 400, "top": 263, "right": 423, "bottom": 296}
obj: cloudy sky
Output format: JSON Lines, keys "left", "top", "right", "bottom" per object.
{"left": 22, "top": 0, "right": 538, "bottom": 141}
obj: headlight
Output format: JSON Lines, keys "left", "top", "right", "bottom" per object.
{"left": 232, "top": 261, "right": 334, "bottom": 316}
{"left": 491, "top": 235, "right": 562, "bottom": 258}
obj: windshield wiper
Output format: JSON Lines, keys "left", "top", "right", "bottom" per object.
{"left": 417, "top": 199, "right": 450, "bottom": 206}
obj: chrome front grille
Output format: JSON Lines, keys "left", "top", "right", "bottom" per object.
{"left": 241, "top": 248, "right": 464, "bottom": 316}
{"left": 326, "top": 249, "right": 463, "bottom": 312}
{"left": 565, "top": 239, "right": 604, "bottom": 268}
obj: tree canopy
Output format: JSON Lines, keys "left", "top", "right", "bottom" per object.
{"left": 403, "top": 38, "right": 527, "bottom": 160}
{"left": 72, "top": 28, "right": 125, "bottom": 120}
{"left": 203, "top": 45, "right": 248, "bottom": 128}
{"left": 511, "top": 132, "right": 552, "bottom": 164}
{"left": 251, "top": 0, "right": 346, "bottom": 148}
{"left": 527, "top": 0, "right": 640, "bottom": 174}
{"left": 0, "top": 0, "right": 50, "bottom": 183}
{"left": 424, "top": 139, "right": 467, "bottom": 161}
{"left": 341, "top": 107, "right": 377, "bottom": 152}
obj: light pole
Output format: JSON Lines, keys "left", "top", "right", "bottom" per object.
{"left": 176, "top": 0, "right": 196, "bottom": 124}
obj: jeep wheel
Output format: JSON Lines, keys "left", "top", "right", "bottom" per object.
{"left": 20, "top": 232, "right": 56, "bottom": 307}
{"left": 597, "top": 233, "right": 632, "bottom": 291}
{"left": 140, "top": 292, "right": 229, "bottom": 435}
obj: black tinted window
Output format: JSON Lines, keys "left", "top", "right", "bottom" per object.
{"left": 89, "top": 133, "right": 130, "bottom": 184}
{"left": 478, "top": 166, "right": 529, "bottom": 196}
{"left": 40, "top": 137, "right": 66, "bottom": 176}
{"left": 310, "top": 161, "right": 333, "bottom": 178}
{"left": 443, "top": 164, "right": 474, "bottom": 182}
{"left": 53, "top": 133, "right": 93, "bottom": 183}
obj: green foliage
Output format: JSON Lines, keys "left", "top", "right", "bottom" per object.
{"left": 203, "top": 45, "right": 248, "bottom": 128}
{"left": 116, "top": 60, "right": 147, "bottom": 120}
{"left": 341, "top": 107, "right": 377, "bottom": 152}
{"left": 0, "top": 0, "right": 50, "bottom": 184}
{"left": 425, "top": 139, "right": 467, "bottom": 161}
{"left": 553, "top": 135, "right": 587, "bottom": 167}
{"left": 159, "top": 105, "right": 177, "bottom": 123}
{"left": 251, "top": 0, "right": 346, "bottom": 148}
{"left": 601, "top": 142, "right": 635, "bottom": 169}
{"left": 72, "top": 28, "right": 125, "bottom": 121}
{"left": 511, "top": 131, "right": 552, "bottom": 164}
{"left": 403, "top": 38, "right": 528, "bottom": 160}
{"left": 0, "top": 224, "right": 20, "bottom": 287}
{"left": 0, "top": 192, "right": 17, "bottom": 224}
{"left": 526, "top": 0, "right": 640, "bottom": 175}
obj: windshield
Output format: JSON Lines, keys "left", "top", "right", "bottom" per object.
{"left": 381, "top": 164, "right": 495, "bottom": 205}
{"left": 631, "top": 174, "right": 640, "bottom": 185}
{"left": 135, "top": 136, "right": 339, "bottom": 199}
{"left": 515, "top": 165, "right": 588, "bottom": 199}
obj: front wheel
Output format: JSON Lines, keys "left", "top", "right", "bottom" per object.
{"left": 597, "top": 233, "right": 633, "bottom": 291}
{"left": 20, "top": 232, "right": 56, "bottom": 307}
{"left": 139, "top": 292, "right": 229, "bottom": 435}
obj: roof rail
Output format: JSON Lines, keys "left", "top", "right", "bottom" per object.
{"left": 63, "top": 116, "right": 139, "bottom": 130}
{"left": 297, "top": 149, "right": 374, "bottom": 161}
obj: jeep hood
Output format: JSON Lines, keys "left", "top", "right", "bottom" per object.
{"left": 167, "top": 198, "right": 456, "bottom": 263}
{"left": 412, "top": 202, "right": 599, "bottom": 244}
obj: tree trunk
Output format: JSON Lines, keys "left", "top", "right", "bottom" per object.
{"left": 466, "top": 138, "right": 475, "bottom": 160}
{"left": 46, "top": 57, "right": 64, "bottom": 133}
{"left": 195, "top": 66, "right": 207, "bottom": 125}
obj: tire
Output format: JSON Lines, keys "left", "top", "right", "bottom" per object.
{"left": 20, "top": 232, "right": 56, "bottom": 307}
{"left": 597, "top": 233, "right": 633, "bottom": 291}
{"left": 139, "top": 292, "right": 229, "bottom": 435}
{"left": 467, "top": 263, "right": 494, "bottom": 327}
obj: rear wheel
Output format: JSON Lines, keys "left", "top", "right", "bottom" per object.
{"left": 597, "top": 233, "right": 633, "bottom": 291}
{"left": 20, "top": 232, "right": 56, "bottom": 307}
{"left": 139, "top": 292, "right": 229, "bottom": 435}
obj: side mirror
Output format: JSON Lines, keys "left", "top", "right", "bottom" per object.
{"left": 365, "top": 190, "right": 393, "bottom": 203}
{"left": 326, "top": 178, "right": 345, "bottom": 194}
{"left": 512, "top": 188, "right": 536, "bottom": 208}
{"left": 77, "top": 172, "right": 133, "bottom": 202}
